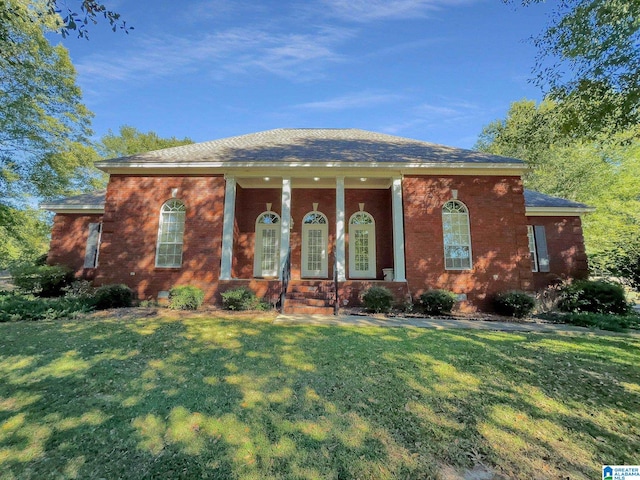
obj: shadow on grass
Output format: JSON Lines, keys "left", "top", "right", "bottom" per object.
{"left": 0, "top": 314, "right": 639, "bottom": 479}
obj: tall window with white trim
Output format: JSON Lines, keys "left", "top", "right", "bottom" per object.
{"left": 254, "top": 211, "right": 281, "bottom": 277}
{"left": 83, "top": 223, "right": 102, "bottom": 268}
{"left": 155, "top": 199, "right": 186, "bottom": 268}
{"left": 527, "top": 225, "right": 539, "bottom": 272}
{"left": 442, "top": 200, "right": 472, "bottom": 270}
{"left": 302, "top": 211, "right": 328, "bottom": 278}
{"left": 349, "top": 211, "right": 376, "bottom": 278}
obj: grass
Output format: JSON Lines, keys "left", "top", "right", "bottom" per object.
{"left": 0, "top": 310, "right": 639, "bottom": 479}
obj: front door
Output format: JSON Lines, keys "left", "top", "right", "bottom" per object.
{"left": 349, "top": 211, "right": 376, "bottom": 278}
{"left": 301, "top": 211, "right": 328, "bottom": 278}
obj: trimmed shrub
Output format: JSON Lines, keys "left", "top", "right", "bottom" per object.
{"left": 11, "top": 264, "right": 75, "bottom": 297}
{"left": 545, "top": 312, "right": 640, "bottom": 332}
{"left": 557, "top": 280, "right": 629, "bottom": 315}
{"left": 419, "top": 290, "right": 457, "bottom": 315}
{"left": 362, "top": 286, "right": 394, "bottom": 313}
{"left": 93, "top": 284, "right": 134, "bottom": 310}
{"left": 0, "top": 292, "right": 93, "bottom": 322}
{"left": 221, "top": 287, "right": 259, "bottom": 311}
{"left": 34, "top": 253, "right": 49, "bottom": 266}
{"left": 493, "top": 291, "right": 536, "bottom": 318}
{"left": 169, "top": 285, "right": 205, "bottom": 310}
{"left": 63, "top": 280, "right": 95, "bottom": 299}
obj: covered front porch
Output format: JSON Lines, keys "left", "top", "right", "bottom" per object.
{"left": 218, "top": 174, "right": 408, "bottom": 312}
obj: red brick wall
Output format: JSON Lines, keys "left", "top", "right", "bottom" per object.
{"left": 403, "top": 175, "right": 533, "bottom": 310}
{"left": 527, "top": 216, "right": 589, "bottom": 290}
{"left": 47, "top": 213, "right": 103, "bottom": 278}
{"left": 95, "top": 175, "right": 225, "bottom": 302}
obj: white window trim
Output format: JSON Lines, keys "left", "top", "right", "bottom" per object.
{"left": 83, "top": 222, "right": 102, "bottom": 268}
{"left": 155, "top": 199, "right": 186, "bottom": 268}
{"left": 301, "top": 210, "right": 328, "bottom": 278}
{"left": 527, "top": 225, "right": 539, "bottom": 272}
{"left": 442, "top": 200, "right": 473, "bottom": 271}
{"left": 254, "top": 211, "right": 281, "bottom": 278}
{"left": 348, "top": 211, "right": 376, "bottom": 279}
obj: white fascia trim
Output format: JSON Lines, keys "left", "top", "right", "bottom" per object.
{"left": 525, "top": 206, "right": 595, "bottom": 216}
{"left": 96, "top": 161, "right": 526, "bottom": 173}
{"left": 40, "top": 205, "right": 104, "bottom": 214}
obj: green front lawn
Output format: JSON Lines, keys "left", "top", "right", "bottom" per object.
{"left": 1, "top": 311, "right": 638, "bottom": 479}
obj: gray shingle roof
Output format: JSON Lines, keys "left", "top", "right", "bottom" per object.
{"left": 523, "top": 189, "right": 590, "bottom": 209}
{"left": 95, "top": 128, "right": 524, "bottom": 166}
{"left": 40, "top": 190, "right": 106, "bottom": 211}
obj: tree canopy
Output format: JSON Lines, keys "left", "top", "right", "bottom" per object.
{"left": 1, "top": 0, "right": 94, "bottom": 207}
{"left": 477, "top": 99, "right": 640, "bottom": 288}
{"left": 1, "top": 0, "right": 130, "bottom": 42}
{"left": 511, "top": 0, "right": 640, "bottom": 136}
{"left": 99, "top": 126, "right": 193, "bottom": 159}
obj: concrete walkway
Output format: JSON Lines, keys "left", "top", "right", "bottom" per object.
{"left": 275, "top": 313, "right": 638, "bottom": 335}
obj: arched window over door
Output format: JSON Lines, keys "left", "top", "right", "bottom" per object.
{"left": 349, "top": 211, "right": 376, "bottom": 278}
{"left": 302, "top": 211, "right": 328, "bottom": 278}
{"left": 254, "top": 211, "right": 281, "bottom": 277}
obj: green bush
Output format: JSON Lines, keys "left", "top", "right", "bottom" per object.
{"left": 169, "top": 285, "right": 205, "bottom": 310}
{"left": 11, "top": 264, "right": 75, "bottom": 297}
{"left": 558, "top": 280, "right": 629, "bottom": 315}
{"left": 63, "top": 280, "right": 95, "bottom": 299}
{"left": 93, "top": 284, "right": 134, "bottom": 310}
{"left": 493, "top": 291, "right": 536, "bottom": 318}
{"left": 221, "top": 287, "right": 260, "bottom": 311}
{"left": 546, "top": 312, "right": 639, "bottom": 332}
{"left": 419, "top": 290, "right": 457, "bottom": 315}
{"left": 0, "top": 292, "right": 93, "bottom": 322}
{"left": 362, "top": 286, "right": 394, "bottom": 313}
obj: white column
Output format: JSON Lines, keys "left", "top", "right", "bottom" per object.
{"left": 279, "top": 177, "right": 292, "bottom": 279}
{"left": 335, "top": 176, "right": 346, "bottom": 281}
{"left": 220, "top": 175, "right": 236, "bottom": 280}
{"left": 391, "top": 176, "right": 406, "bottom": 282}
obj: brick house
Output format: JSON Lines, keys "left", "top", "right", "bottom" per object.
{"left": 41, "top": 129, "right": 592, "bottom": 312}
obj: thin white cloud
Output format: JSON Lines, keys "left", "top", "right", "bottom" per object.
{"left": 295, "top": 91, "right": 405, "bottom": 111}
{"left": 381, "top": 98, "right": 484, "bottom": 134}
{"left": 75, "top": 26, "right": 353, "bottom": 84}
{"left": 320, "top": 0, "right": 477, "bottom": 22}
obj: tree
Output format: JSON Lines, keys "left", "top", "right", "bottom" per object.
{"left": 0, "top": 208, "right": 49, "bottom": 269}
{"left": 1, "top": 0, "right": 93, "bottom": 206}
{"left": 98, "top": 126, "right": 193, "bottom": 159}
{"left": 1, "top": 0, "right": 130, "bottom": 43}
{"left": 477, "top": 99, "right": 640, "bottom": 287}
{"left": 511, "top": 0, "right": 640, "bottom": 136}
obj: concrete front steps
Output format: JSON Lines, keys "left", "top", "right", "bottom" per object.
{"left": 283, "top": 280, "right": 336, "bottom": 315}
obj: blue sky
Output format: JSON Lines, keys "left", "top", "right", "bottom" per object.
{"left": 60, "top": 0, "right": 556, "bottom": 149}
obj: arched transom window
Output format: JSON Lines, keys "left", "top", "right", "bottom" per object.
{"left": 254, "top": 211, "right": 281, "bottom": 277}
{"left": 349, "top": 211, "right": 376, "bottom": 278}
{"left": 156, "top": 199, "right": 186, "bottom": 268}
{"left": 303, "top": 212, "right": 327, "bottom": 225}
{"left": 442, "top": 200, "right": 472, "bottom": 270}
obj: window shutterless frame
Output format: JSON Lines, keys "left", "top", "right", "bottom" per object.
{"left": 442, "top": 200, "right": 472, "bottom": 270}
{"left": 155, "top": 199, "right": 186, "bottom": 268}
{"left": 254, "top": 211, "right": 281, "bottom": 277}
{"left": 348, "top": 211, "right": 376, "bottom": 278}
